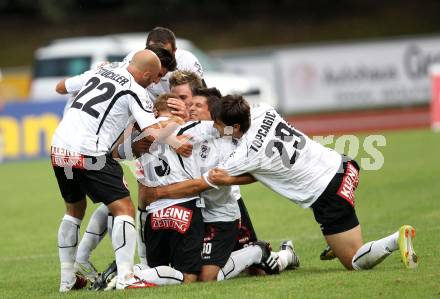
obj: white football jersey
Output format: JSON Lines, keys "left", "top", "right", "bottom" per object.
{"left": 198, "top": 135, "right": 241, "bottom": 223}
{"left": 52, "top": 66, "right": 157, "bottom": 156}
{"left": 123, "top": 48, "right": 204, "bottom": 100}
{"left": 218, "top": 104, "right": 342, "bottom": 208}
{"left": 138, "top": 120, "right": 217, "bottom": 214}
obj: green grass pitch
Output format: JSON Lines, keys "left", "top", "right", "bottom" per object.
{"left": 0, "top": 128, "right": 439, "bottom": 298}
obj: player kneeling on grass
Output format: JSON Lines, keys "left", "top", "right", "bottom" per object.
{"left": 147, "top": 95, "right": 418, "bottom": 272}
{"left": 138, "top": 89, "right": 299, "bottom": 281}
{"left": 52, "top": 50, "right": 192, "bottom": 292}
{"left": 206, "top": 95, "right": 418, "bottom": 271}
{"left": 92, "top": 91, "right": 298, "bottom": 291}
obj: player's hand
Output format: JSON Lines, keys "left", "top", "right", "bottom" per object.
{"left": 167, "top": 98, "right": 189, "bottom": 120}
{"left": 175, "top": 134, "right": 193, "bottom": 157}
{"left": 139, "top": 184, "right": 159, "bottom": 205}
{"left": 208, "top": 168, "right": 232, "bottom": 185}
{"left": 132, "top": 137, "right": 153, "bottom": 157}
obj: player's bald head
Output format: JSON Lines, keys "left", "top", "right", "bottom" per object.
{"left": 130, "top": 49, "right": 161, "bottom": 73}
{"left": 128, "top": 50, "right": 162, "bottom": 88}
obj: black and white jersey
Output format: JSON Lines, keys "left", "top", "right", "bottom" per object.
{"left": 123, "top": 49, "right": 204, "bottom": 100}
{"left": 137, "top": 120, "right": 217, "bottom": 214}
{"left": 52, "top": 66, "right": 157, "bottom": 156}
{"left": 198, "top": 135, "right": 241, "bottom": 223}
{"left": 137, "top": 120, "right": 240, "bottom": 222}
{"left": 217, "top": 104, "right": 342, "bottom": 208}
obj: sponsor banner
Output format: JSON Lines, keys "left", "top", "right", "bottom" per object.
{"left": 219, "top": 36, "right": 440, "bottom": 113}
{"left": 150, "top": 205, "right": 193, "bottom": 234}
{"left": 0, "top": 101, "right": 65, "bottom": 162}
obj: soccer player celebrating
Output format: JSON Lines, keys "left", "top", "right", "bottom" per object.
{"left": 205, "top": 96, "right": 418, "bottom": 271}
{"left": 51, "top": 50, "right": 190, "bottom": 292}
{"left": 143, "top": 88, "right": 299, "bottom": 279}
{"left": 123, "top": 27, "right": 205, "bottom": 101}
{"left": 145, "top": 95, "right": 418, "bottom": 271}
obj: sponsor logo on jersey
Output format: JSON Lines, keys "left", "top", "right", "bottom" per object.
{"left": 337, "top": 161, "right": 359, "bottom": 206}
{"left": 150, "top": 205, "right": 193, "bottom": 234}
{"left": 50, "top": 146, "right": 85, "bottom": 169}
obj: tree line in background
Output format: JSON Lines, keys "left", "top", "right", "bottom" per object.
{"left": 2, "top": 0, "right": 440, "bottom": 67}
{"left": 2, "top": 0, "right": 440, "bottom": 24}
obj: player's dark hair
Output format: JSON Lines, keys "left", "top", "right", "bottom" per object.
{"left": 147, "top": 27, "right": 176, "bottom": 51}
{"left": 212, "top": 95, "right": 251, "bottom": 134}
{"left": 194, "top": 87, "right": 222, "bottom": 117}
{"left": 146, "top": 45, "right": 177, "bottom": 72}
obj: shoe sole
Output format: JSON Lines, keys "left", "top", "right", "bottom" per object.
{"left": 398, "top": 225, "right": 418, "bottom": 269}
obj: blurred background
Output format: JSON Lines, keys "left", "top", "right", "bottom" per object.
{"left": 1, "top": 0, "right": 440, "bottom": 161}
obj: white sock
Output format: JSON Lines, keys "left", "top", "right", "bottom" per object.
{"left": 134, "top": 265, "right": 183, "bottom": 286}
{"left": 76, "top": 204, "right": 108, "bottom": 264}
{"left": 276, "top": 249, "right": 292, "bottom": 272}
{"left": 352, "top": 231, "right": 399, "bottom": 270}
{"left": 136, "top": 208, "right": 149, "bottom": 266}
{"left": 112, "top": 215, "right": 136, "bottom": 282}
{"left": 58, "top": 215, "right": 81, "bottom": 289}
{"left": 217, "top": 245, "right": 262, "bottom": 281}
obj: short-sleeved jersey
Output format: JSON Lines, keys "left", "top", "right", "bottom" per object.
{"left": 198, "top": 136, "right": 241, "bottom": 223}
{"left": 138, "top": 120, "right": 217, "bottom": 214}
{"left": 218, "top": 104, "right": 342, "bottom": 208}
{"left": 138, "top": 120, "right": 240, "bottom": 222}
{"left": 123, "top": 49, "right": 204, "bottom": 100}
{"left": 51, "top": 66, "right": 157, "bottom": 156}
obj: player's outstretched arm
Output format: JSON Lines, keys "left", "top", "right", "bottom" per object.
{"left": 146, "top": 177, "right": 212, "bottom": 203}
{"left": 141, "top": 116, "right": 193, "bottom": 157}
{"left": 208, "top": 168, "right": 256, "bottom": 186}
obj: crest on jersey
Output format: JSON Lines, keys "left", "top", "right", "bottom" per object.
{"left": 143, "top": 100, "right": 153, "bottom": 111}
{"left": 200, "top": 142, "right": 210, "bottom": 159}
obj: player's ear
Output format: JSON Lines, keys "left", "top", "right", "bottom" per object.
{"left": 232, "top": 124, "right": 242, "bottom": 137}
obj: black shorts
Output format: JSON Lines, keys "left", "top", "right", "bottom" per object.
{"left": 145, "top": 200, "right": 203, "bottom": 274}
{"left": 311, "top": 157, "right": 360, "bottom": 235}
{"left": 234, "top": 198, "right": 258, "bottom": 251}
{"left": 202, "top": 220, "right": 240, "bottom": 267}
{"left": 52, "top": 154, "right": 130, "bottom": 205}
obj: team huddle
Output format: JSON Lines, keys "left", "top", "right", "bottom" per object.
{"left": 51, "top": 27, "right": 418, "bottom": 292}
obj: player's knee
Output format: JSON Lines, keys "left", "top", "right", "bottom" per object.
{"left": 65, "top": 199, "right": 87, "bottom": 219}
{"left": 334, "top": 247, "right": 357, "bottom": 270}
{"left": 107, "top": 196, "right": 135, "bottom": 217}
{"left": 198, "top": 266, "right": 220, "bottom": 282}
{"left": 198, "top": 272, "right": 218, "bottom": 282}
{"left": 183, "top": 273, "right": 198, "bottom": 283}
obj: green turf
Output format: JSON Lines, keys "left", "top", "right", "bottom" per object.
{"left": 0, "top": 128, "right": 439, "bottom": 298}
